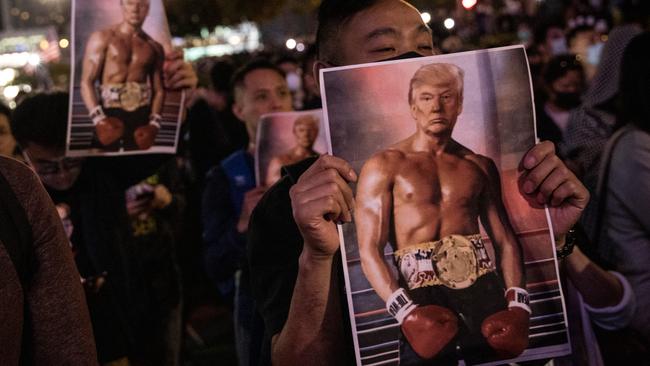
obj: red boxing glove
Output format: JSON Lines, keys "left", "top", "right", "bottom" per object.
{"left": 481, "top": 287, "right": 531, "bottom": 359}
{"left": 95, "top": 117, "right": 124, "bottom": 146}
{"left": 134, "top": 124, "right": 159, "bottom": 150}
{"left": 387, "top": 288, "right": 458, "bottom": 360}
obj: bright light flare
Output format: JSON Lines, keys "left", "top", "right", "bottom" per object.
{"left": 285, "top": 38, "right": 297, "bottom": 50}
{"left": 462, "top": 0, "right": 478, "bottom": 9}
{"left": 421, "top": 12, "right": 432, "bottom": 24}
{"left": 444, "top": 18, "right": 455, "bottom": 30}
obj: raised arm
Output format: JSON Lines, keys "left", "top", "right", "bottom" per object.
{"left": 478, "top": 157, "right": 525, "bottom": 289}
{"left": 271, "top": 155, "right": 356, "bottom": 365}
{"left": 80, "top": 31, "right": 108, "bottom": 113}
{"left": 355, "top": 154, "right": 397, "bottom": 301}
{"left": 150, "top": 42, "right": 165, "bottom": 116}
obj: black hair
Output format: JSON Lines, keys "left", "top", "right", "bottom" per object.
{"left": 210, "top": 59, "right": 236, "bottom": 93}
{"left": 618, "top": 32, "right": 650, "bottom": 134}
{"left": 11, "top": 92, "right": 69, "bottom": 150}
{"left": 0, "top": 101, "right": 10, "bottom": 118}
{"left": 315, "top": 0, "right": 381, "bottom": 62}
{"left": 542, "top": 54, "right": 583, "bottom": 85}
{"left": 532, "top": 21, "right": 565, "bottom": 46}
{"left": 230, "top": 59, "right": 286, "bottom": 95}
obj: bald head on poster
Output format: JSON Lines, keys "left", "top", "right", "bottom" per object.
{"left": 80, "top": 0, "right": 165, "bottom": 152}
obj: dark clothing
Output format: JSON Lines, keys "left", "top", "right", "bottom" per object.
{"left": 184, "top": 99, "right": 248, "bottom": 183}
{"left": 0, "top": 156, "right": 97, "bottom": 365}
{"left": 202, "top": 149, "right": 264, "bottom": 365}
{"left": 201, "top": 150, "right": 254, "bottom": 294}
{"left": 247, "top": 157, "right": 355, "bottom": 365}
{"left": 47, "top": 154, "right": 169, "bottom": 362}
{"left": 92, "top": 106, "right": 151, "bottom": 152}
{"left": 399, "top": 273, "right": 507, "bottom": 366}
{"left": 126, "top": 161, "right": 185, "bottom": 365}
{"left": 535, "top": 103, "right": 564, "bottom": 144}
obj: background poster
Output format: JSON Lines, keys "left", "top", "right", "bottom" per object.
{"left": 68, "top": 0, "right": 183, "bottom": 156}
{"left": 255, "top": 109, "right": 327, "bottom": 186}
{"left": 321, "top": 46, "right": 571, "bottom": 365}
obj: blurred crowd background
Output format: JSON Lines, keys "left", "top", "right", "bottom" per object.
{"left": 0, "top": 0, "right": 648, "bottom": 365}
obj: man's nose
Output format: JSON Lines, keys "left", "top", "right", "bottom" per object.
{"left": 430, "top": 98, "right": 441, "bottom": 111}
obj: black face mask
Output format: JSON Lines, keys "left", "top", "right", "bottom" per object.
{"left": 326, "top": 51, "right": 427, "bottom": 67}
{"left": 554, "top": 91, "right": 581, "bottom": 110}
{"left": 379, "top": 51, "right": 428, "bottom": 62}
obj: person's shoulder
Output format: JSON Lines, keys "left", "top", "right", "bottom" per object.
{"left": 142, "top": 32, "right": 164, "bottom": 54}
{"left": 87, "top": 27, "right": 114, "bottom": 44}
{"left": 0, "top": 156, "right": 40, "bottom": 191}
{"left": 364, "top": 147, "right": 406, "bottom": 170}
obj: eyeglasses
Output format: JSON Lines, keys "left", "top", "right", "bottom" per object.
{"left": 22, "top": 151, "right": 84, "bottom": 176}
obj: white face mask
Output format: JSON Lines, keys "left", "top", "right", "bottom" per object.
{"left": 550, "top": 38, "right": 568, "bottom": 55}
{"left": 587, "top": 42, "right": 604, "bottom": 66}
{"left": 286, "top": 72, "right": 302, "bottom": 92}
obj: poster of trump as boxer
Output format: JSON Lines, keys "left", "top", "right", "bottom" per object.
{"left": 255, "top": 110, "right": 327, "bottom": 187}
{"left": 320, "top": 46, "right": 572, "bottom": 365}
{"left": 67, "top": 0, "right": 184, "bottom": 156}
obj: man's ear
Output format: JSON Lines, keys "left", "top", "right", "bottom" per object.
{"left": 232, "top": 101, "right": 245, "bottom": 122}
{"left": 409, "top": 103, "right": 418, "bottom": 120}
{"left": 313, "top": 60, "right": 329, "bottom": 91}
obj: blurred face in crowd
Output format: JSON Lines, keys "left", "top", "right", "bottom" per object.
{"left": 549, "top": 70, "right": 583, "bottom": 110}
{"left": 322, "top": 0, "right": 435, "bottom": 66}
{"left": 0, "top": 113, "right": 16, "bottom": 157}
{"left": 120, "top": 0, "right": 150, "bottom": 28}
{"left": 233, "top": 68, "right": 293, "bottom": 141}
{"left": 23, "top": 143, "right": 84, "bottom": 191}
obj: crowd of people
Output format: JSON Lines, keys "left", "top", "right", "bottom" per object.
{"left": 0, "top": 0, "right": 648, "bottom": 365}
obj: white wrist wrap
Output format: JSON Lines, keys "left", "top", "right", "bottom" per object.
{"left": 89, "top": 105, "right": 106, "bottom": 125}
{"left": 506, "top": 286, "right": 531, "bottom": 314}
{"left": 149, "top": 113, "right": 162, "bottom": 129}
{"left": 386, "top": 288, "right": 417, "bottom": 324}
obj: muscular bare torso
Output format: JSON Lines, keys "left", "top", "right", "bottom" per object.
{"left": 99, "top": 26, "right": 161, "bottom": 84}
{"left": 380, "top": 139, "right": 490, "bottom": 249}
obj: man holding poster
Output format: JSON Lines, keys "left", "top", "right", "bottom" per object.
{"left": 355, "top": 63, "right": 529, "bottom": 364}
{"left": 80, "top": 0, "right": 164, "bottom": 152}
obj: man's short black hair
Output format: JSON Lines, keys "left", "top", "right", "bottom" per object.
{"left": 11, "top": 92, "right": 68, "bottom": 150}
{"left": 230, "top": 59, "right": 286, "bottom": 95}
{"left": 210, "top": 59, "right": 236, "bottom": 93}
{"left": 315, "top": 0, "right": 381, "bottom": 63}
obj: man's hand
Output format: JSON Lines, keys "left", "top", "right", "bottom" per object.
{"left": 95, "top": 117, "right": 124, "bottom": 146}
{"left": 151, "top": 184, "right": 173, "bottom": 210}
{"left": 518, "top": 141, "right": 589, "bottom": 237}
{"left": 134, "top": 124, "right": 159, "bottom": 150}
{"left": 163, "top": 50, "right": 198, "bottom": 91}
{"left": 237, "top": 186, "right": 268, "bottom": 233}
{"left": 289, "top": 155, "right": 357, "bottom": 259}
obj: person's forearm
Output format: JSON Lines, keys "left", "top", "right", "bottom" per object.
{"left": 80, "top": 80, "right": 99, "bottom": 112}
{"left": 360, "top": 246, "right": 398, "bottom": 301}
{"left": 563, "top": 247, "right": 623, "bottom": 308}
{"left": 152, "top": 88, "right": 165, "bottom": 116}
{"left": 498, "top": 238, "right": 525, "bottom": 289}
{"left": 272, "top": 248, "right": 345, "bottom": 365}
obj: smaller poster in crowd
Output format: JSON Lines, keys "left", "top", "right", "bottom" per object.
{"left": 255, "top": 109, "right": 327, "bottom": 187}
{"left": 320, "top": 45, "right": 571, "bottom": 366}
{"left": 67, "top": 0, "right": 184, "bottom": 157}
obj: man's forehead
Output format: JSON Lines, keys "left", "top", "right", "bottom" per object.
{"left": 243, "top": 69, "right": 285, "bottom": 90}
{"left": 414, "top": 81, "right": 457, "bottom": 92}
{"left": 343, "top": 0, "right": 426, "bottom": 39}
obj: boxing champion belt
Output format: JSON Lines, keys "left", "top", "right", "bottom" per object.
{"left": 432, "top": 235, "right": 479, "bottom": 289}
{"left": 397, "top": 234, "right": 493, "bottom": 291}
{"left": 120, "top": 82, "right": 143, "bottom": 112}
